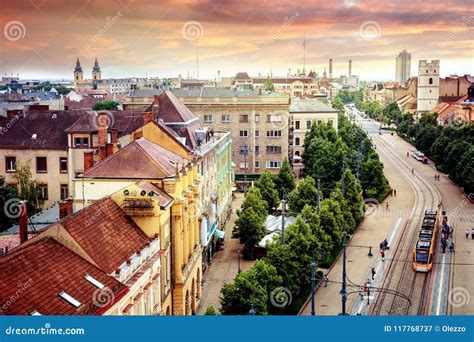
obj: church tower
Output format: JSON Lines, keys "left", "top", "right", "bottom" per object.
{"left": 417, "top": 59, "right": 440, "bottom": 114}
{"left": 92, "top": 57, "right": 101, "bottom": 81}
{"left": 73, "top": 57, "right": 83, "bottom": 91}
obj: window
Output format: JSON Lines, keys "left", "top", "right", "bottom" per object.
{"left": 5, "top": 156, "right": 16, "bottom": 172}
{"left": 221, "top": 115, "right": 230, "bottom": 123}
{"left": 266, "top": 146, "right": 282, "bottom": 154}
{"left": 255, "top": 146, "right": 260, "bottom": 154}
{"left": 60, "top": 184, "right": 69, "bottom": 200}
{"left": 36, "top": 157, "right": 47, "bottom": 173}
{"left": 74, "top": 137, "right": 89, "bottom": 147}
{"left": 239, "top": 114, "right": 248, "bottom": 123}
{"left": 429, "top": 78, "right": 433, "bottom": 85}
{"left": 84, "top": 274, "right": 105, "bottom": 289}
{"left": 239, "top": 145, "right": 248, "bottom": 154}
{"left": 295, "top": 137, "right": 300, "bottom": 146}
{"left": 306, "top": 120, "right": 312, "bottom": 129}
{"left": 255, "top": 130, "right": 260, "bottom": 137}
{"left": 59, "top": 157, "right": 68, "bottom": 173}
{"left": 38, "top": 184, "right": 48, "bottom": 200}
{"left": 255, "top": 114, "right": 260, "bottom": 123}
{"left": 267, "top": 114, "right": 282, "bottom": 123}
{"left": 255, "top": 161, "right": 260, "bottom": 168}
{"left": 328, "top": 119, "right": 334, "bottom": 127}
{"left": 266, "top": 161, "right": 281, "bottom": 169}
{"left": 295, "top": 121, "right": 300, "bottom": 129}
{"left": 317, "top": 120, "right": 322, "bottom": 125}
{"left": 239, "top": 130, "right": 248, "bottom": 137}
{"left": 204, "top": 115, "right": 213, "bottom": 123}
{"left": 266, "top": 130, "right": 282, "bottom": 137}
{"left": 59, "top": 291, "right": 81, "bottom": 308}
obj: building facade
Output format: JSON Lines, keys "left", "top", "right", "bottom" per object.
{"left": 417, "top": 60, "right": 440, "bottom": 113}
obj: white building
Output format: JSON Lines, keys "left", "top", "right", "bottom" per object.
{"left": 417, "top": 60, "right": 440, "bottom": 113}
{"left": 396, "top": 50, "right": 411, "bottom": 84}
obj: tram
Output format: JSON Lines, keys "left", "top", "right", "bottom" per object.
{"left": 413, "top": 210, "right": 439, "bottom": 272}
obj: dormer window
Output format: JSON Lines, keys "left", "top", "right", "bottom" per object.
{"left": 74, "top": 137, "right": 89, "bottom": 147}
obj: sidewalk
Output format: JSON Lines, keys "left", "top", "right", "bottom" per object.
{"left": 197, "top": 193, "right": 255, "bottom": 314}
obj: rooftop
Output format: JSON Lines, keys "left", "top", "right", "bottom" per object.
{"left": 289, "top": 98, "right": 337, "bottom": 113}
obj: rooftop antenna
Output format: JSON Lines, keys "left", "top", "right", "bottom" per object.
{"left": 303, "top": 32, "right": 306, "bottom": 75}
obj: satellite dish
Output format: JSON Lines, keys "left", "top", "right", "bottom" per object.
{"left": 140, "top": 190, "right": 146, "bottom": 196}
{"left": 148, "top": 191, "right": 155, "bottom": 197}
{"left": 123, "top": 190, "right": 130, "bottom": 196}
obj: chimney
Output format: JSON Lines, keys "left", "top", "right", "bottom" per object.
{"left": 111, "top": 128, "right": 118, "bottom": 144}
{"left": 106, "top": 143, "right": 114, "bottom": 157}
{"left": 99, "top": 146, "right": 107, "bottom": 161}
{"left": 7, "top": 110, "right": 22, "bottom": 121}
{"left": 153, "top": 95, "right": 160, "bottom": 105}
{"left": 19, "top": 201, "right": 28, "bottom": 244}
{"left": 329, "top": 59, "right": 333, "bottom": 79}
{"left": 349, "top": 59, "right": 352, "bottom": 77}
{"left": 468, "top": 84, "right": 474, "bottom": 102}
{"left": 84, "top": 151, "right": 94, "bottom": 171}
{"left": 143, "top": 112, "right": 154, "bottom": 125}
{"left": 59, "top": 200, "right": 73, "bottom": 219}
{"left": 97, "top": 112, "right": 108, "bottom": 148}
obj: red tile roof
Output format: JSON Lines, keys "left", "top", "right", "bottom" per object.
{"left": 82, "top": 138, "right": 187, "bottom": 180}
{"left": 59, "top": 197, "right": 151, "bottom": 273}
{"left": 0, "top": 237, "right": 127, "bottom": 315}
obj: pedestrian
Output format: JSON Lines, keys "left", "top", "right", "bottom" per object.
{"left": 383, "top": 239, "right": 389, "bottom": 250}
{"left": 381, "top": 250, "right": 385, "bottom": 262}
{"left": 449, "top": 226, "right": 454, "bottom": 238}
{"left": 449, "top": 241, "right": 455, "bottom": 253}
{"left": 324, "top": 274, "right": 329, "bottom": 287}
{"left": 407, "top": 151, "right": 409, "bottom": 157}
{"left": 412, "top": 168, "right": 414, "bottom": 174}
{"left": 471, "top": 230, "right": 474, "bottom": 240}
{"left": 390, "top": 188, "right": 393, "bottom": 196}
{"left": 371, "top": 267, "right": 376, "bottom": 280}
{"left": 466, "top": 229, "right": 470, "bottom": 239}
{"left": 394, "top": 189, "right": 396, "bottom": 196}
{"left": 379, "top": 241, "right": 384, "bottom": 251}
{"left": 441, "top": 239, "right": 447, "bottom": 253}
{"left": 385, "top": 202, "right": 390, "bottom": 211}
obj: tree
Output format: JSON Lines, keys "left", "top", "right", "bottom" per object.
{"left": 0, "top": 176, "right": 18, "bottom": 230}
{"left": 336, "top": 169, "right": 364, "bottom": 225}
{"left": 300, "top": 205, "right": 333, "bottom": 259}
{"left": 220, "top": 260, "right": 281, "bottom": 315}
{"left": 255, "top": 171, "right": 279, "bottom": 213}
{"left": 12, "top": 162, "right": 44, "bottom": 214}
{"left": 288, "top": 176, "right": 319, "bottom": 213}
{"left": 273, "top": 157, "right": 295, "bottom": 199}
{"left": 233, "top": 187, "right": 267, "bottom": 246}
{"left": 319, "top": 198, "right": 344, "bottom": 246}
{"left": 360, "top": 153, "right": 389, "bottom": 200}
{"left": 92, "top": 100, "right": 119, "bottom": 110}
{"left": 204, "top": 305, "right": 218, "bottom": 315}
{"left": 263, "top": 77, "right": 275, "bottom": 92}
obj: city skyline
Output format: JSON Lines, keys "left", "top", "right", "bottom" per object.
{"left": 1, "top": 0, "right": 473, "bottom": 81}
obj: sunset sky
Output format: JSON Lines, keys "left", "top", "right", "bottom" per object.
{"left": 0, "top": 0, "right": 473, "bottom": 81}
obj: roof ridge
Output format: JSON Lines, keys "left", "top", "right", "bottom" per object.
{"left": 135, "top": 138, "right": 178, "bottom": 177}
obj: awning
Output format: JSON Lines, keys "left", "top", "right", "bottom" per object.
{"left": 214, "top": 229, "right": 225, "bottom": 239}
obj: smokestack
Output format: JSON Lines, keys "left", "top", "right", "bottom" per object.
{"left": 349, "top": 60, "right": 352, "bottom": 77}
{"left": 329, "top": 59, "right": 333, "bottom": 79}
{"left": 97, "top": 112, "right": 108, "bottom": 148}
{"left": 217, "top": 70, "right": 221, "bottom": 82}
{"left": 19, "top": 201, "right": 28, "bottom": 244}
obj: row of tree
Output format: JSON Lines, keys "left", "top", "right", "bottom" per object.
{"left": 397, "top": 113, "right": 474, "bottom": 194}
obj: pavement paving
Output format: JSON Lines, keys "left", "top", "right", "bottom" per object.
{"left": 197, "top": 193, "right": 255, "bottom": 314}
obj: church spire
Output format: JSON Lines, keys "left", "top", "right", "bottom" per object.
{"left": 74, "top": 57, "right": 83, "bottom": 72}
{"left": 92, "top": 57, "right": 101, "bottom": 72}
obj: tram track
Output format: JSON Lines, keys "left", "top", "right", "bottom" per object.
{"left": 368, "top": 130, "right": 442, "bottom": 315}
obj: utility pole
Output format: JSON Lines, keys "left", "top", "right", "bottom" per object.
{"left": 341, "top": 229, "right": 348, "bottom": 315}
{"left": 243, "top": 146, "right": 248, "bottom": 196}
{"left": 356, "top": 143, "right": 361, "bottom": 183}
{"left": 341, "top": 157, "right": 346, "bottom": 196}
{"left": 281, "top": 197, "right": 286, "bottom": 244}
{"left": 311, "top": 256, "right": 316, "bottom": 316}
{"left": 317, "top": 178, "right": 321, "bottom": 212}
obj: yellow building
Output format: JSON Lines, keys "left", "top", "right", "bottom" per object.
{"left": 74, "top": 137, "right": 202, "bottom": 315}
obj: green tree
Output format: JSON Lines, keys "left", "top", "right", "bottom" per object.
{"left": 233, "top": 187, "right": 267, "bottom": 246}
{"left": 288, "top": 176, "right": 319, "bottom": 213}
{"left": 273, "top": 157, "right": 295, "bottom": 199}
{"left": 12, "top": 162, "right": 44, "bottom": 214}
{"left": 300, "top": 205, "right": 333, "bottom": 258}
{"left": 319, "top": 198, "right": 344, "bottom": 246}
{"left": 0, "top": 176, "right": 18, "bottom": 230}
{"left": 92, "top": 100, "right": 119, "bottom": 110}
{"left": 204, "top": 305, "right": 218, "bottom": 315}
{"left": 263, "top": 77, "right": 275, "bottom": 92}
{"left": 255, "top": 171, "right": 279, "bottom": 213}
{"left": 336, "top": 169, "right": 364, "bottom": 225}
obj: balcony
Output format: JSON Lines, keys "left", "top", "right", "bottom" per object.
{"left": 122, "top": 198, "right": 154, "bottom": 216}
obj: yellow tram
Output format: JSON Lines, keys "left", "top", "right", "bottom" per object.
{"left": 413, "top": 210, "right": 439, "bottom": 272}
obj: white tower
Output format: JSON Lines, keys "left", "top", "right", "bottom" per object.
{"left": 417, "top": 60, "right": 439, "bottom": 113}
